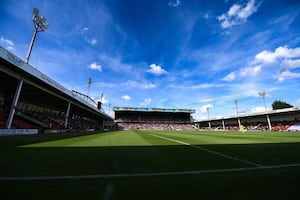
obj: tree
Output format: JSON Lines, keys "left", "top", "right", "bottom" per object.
{"left": 272, "top": 100, "right": 293, "bottom": 110}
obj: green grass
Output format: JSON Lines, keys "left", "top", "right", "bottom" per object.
{"left": 1, "top": 130, "right": 300, "bottom": 199}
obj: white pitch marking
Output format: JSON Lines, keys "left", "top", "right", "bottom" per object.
{"left": 0, "top": 163, "right": 300, "bottom": 181}
{"left": 149, "top": 133, "right": 262, "bottom": 167}
{"left": 102, "top": 184, "right": 114, "bottom": 200}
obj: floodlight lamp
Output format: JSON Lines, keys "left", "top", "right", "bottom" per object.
{"left": 26, "top": 7, "right": 48, "bottom": 64}
{"left": 33, "top": 8, "right": 39, "bottom": 16}
{"left": 258, "top": 92, "right": 265, "bottom": 97}
{"left": 40, "top": 16, "right": 46, "bottom": 23}
{"left": 43, "top": 24, "right": 49, "bottom": 30}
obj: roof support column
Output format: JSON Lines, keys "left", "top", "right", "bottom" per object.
{"left": 266, "top": 114, "right": 272, "bottom": 131}
{"left": 6, "top": 77, "right": 23, "bottom": 129}
{"left": 222, "top": 119, "right": 226, "bottom": 131}
{"left": 64, "top": 101, "right": 71, "bottom": 129}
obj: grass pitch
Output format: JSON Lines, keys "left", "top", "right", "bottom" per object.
{"left": 1, "top": 130, "right": 300, "bottom": 199}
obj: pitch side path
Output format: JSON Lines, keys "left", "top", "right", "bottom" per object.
{"left": 1, "top": 130, "right": 300, "bottom": 199}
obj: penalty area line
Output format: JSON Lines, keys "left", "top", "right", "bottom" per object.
{"left": 149, "top": 133, "right": 262, "bottom": 167}
{"left": 1, "top": 163, "right": 300, "bottom": 181}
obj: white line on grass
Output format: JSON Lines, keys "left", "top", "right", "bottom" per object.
{"left": 102, "top": 184, "right": 114, "bottom": 200}
{"left": 149, "top": 133, "right": 262, "bottom": 167}
{"left": 1, "top": 163, "right": 300, "bottom": 181}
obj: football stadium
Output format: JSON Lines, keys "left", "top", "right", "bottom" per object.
{"left": 1, "top": 1, "right": 300, "bottom": 200}
{"left": 1, "top": 40, "right": 300, "bottom": 200}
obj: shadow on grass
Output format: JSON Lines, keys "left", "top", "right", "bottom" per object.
{"left": 0, "top": 131, "right": 107, "bottom": 148}
{"left": 1, "top": 132, "right": 300, "bottom": 200}
{"left": 0, "top": 144, "right": 300, "bottom": 200}
{"left": 1, "top": 142, "right": 300, "bottom": 177}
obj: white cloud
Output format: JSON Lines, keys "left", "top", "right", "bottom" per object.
{"left": 203, "top": 13, "right": 210, "bottom": 19}
{"left": 0, "top": 37, "right": 15, "bottom": 51}
{"left": 121, "top": 95, "right": 131, "bottom": 101}
{"left": 147, "top": 64, "right": 168, "bottom": 76}
{"left": 281, "top": 59, "right": 300, "bottom": 70}
{"left": 222, "top": 72, "right": 236, "bottom": 81}
{"left": 84, "top": 36, "right": 98, "bottom": 46}
{"left": 239, "top": 65, "right": 262, "bottom": 77}
{"left": 251, "top": 106, "right": 265, "bottom": 113}
{"left": 125, "top": 80, "right": 156, "bottom": 89}
{"left": 0, "top": 37, "right": 13, "bottom": 46}
{"left": 254, "top": 46, "right": 300, "bottom": 81}
{"left": 81, "top": 26, "right": 97, "bottom": 46}
{"left": 217, "top": 0, "right": 258, "bottom": 29}
{"left": 255, "top": 46, "right": 300, "bottom": 64}
{"left": 277, "top": 59, "right": 300, "bottom": 81}
{"left": 255, "top": 50, "right": 278, "bottom": 64}
{"left": 142, "top": 83, "right": 156, "bottom": 89}
{"left": 224, "top": 46, "right": 300, "bottom": 82}
{"left": 222, "top": 66, "right": 261, "bottom": 81}
{"left": 277, "top": 70, "right": 300, "bottom": 82}
{"left": 6, "top": 46, "right": 14, "bottom": 51}
{"left": 200, "top": 104, "right": 213, "bottom": 113}
{"left": 139, "top": 98, "right": 152, "bottom": 106}
{"left": 88, "top": 38, "right": 97, "bottom": 46}
{"left": 168, "top": 0, "right": 181, "bottom": 7}
{"left": 79, "top": 27, "right": 89, "bottom": 35}
{"left": 87, "top": 62, "right": 102, "bottom": 71}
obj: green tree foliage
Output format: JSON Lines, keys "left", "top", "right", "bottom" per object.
{"left": 272, "top": 100, "right": 293, "bottom": 110}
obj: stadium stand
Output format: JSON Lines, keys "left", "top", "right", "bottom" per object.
{"left": 196, "top": 107, "right": 300, "bottom": 132}
{"left": 114, "top": 107, "right": 196, "bottom": 130}
{"left": 0, "top": 46, "right": 115, "bottom": 135}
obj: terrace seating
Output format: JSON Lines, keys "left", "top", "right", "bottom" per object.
{"left": 0, "top": 111, "right": 36, "bottom": 129}
{"left": 0, "top": 111, "right": 6, "bottom": 128}
{"left": 116, "top": 122, "right": 195, "bottom": 130}
{"left": 15, "top": 111, "right": 48, "bottom": 128}
{"left": 12, "top": 118, "right": 36, "bottom": 129}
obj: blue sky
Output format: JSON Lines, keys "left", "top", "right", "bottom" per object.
{"left": 1, "top": 0, "right": 300, "bottom": 119}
